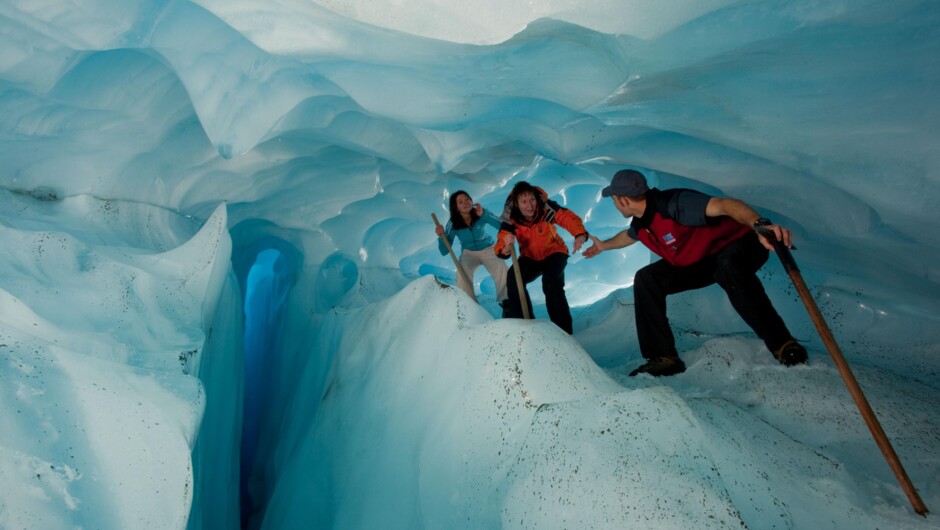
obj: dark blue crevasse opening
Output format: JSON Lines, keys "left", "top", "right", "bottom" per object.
{"left": 231, "top": 228, "right": 303, "bottom": 529}
{"left": 241, "top": 248, "right": 288, "bottom": 526}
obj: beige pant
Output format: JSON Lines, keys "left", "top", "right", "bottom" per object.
{"left": 457, "top": 247, "right": 508, "bottom": 301}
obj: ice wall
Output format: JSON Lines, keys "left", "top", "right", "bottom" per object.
{"left": 1, "top": 0, "right": 939, "bottom": 528}
{"left": 0, "top": 193, "right": 240, "bottom": 527}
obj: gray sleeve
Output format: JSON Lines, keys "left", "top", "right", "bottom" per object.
{"left": 664, "top": 189, "right": 712, "bottom": 226}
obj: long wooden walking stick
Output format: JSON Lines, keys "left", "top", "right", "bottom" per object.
{"left": 757, "top": 225, "right": 928, "bottom": 516}
{"left": 509, "top": 244, "right": 531, "bottom": 320}
{"left": 431, "top": 213, "right": 476, "bottom": 302}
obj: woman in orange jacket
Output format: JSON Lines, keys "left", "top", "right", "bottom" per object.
{"left": 494, "top": 181, "right": 588, "bottom": 334}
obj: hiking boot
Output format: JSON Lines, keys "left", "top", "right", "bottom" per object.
{"left": 628, "top": 356, "right": 686, "bottom": 377}
{"left": 774, "top": 339, "right": 808, "bottom": 366}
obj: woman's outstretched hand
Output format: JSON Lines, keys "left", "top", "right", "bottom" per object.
{"left": 573, "top": 234, "right": 587, "bottom": 253}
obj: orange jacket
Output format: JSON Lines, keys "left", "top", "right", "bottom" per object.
{"left": 494, "top": 188, "right": 587, "bottom": 261}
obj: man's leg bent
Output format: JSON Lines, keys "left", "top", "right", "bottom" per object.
{"left": 633, "top": 259, "right": 714, "bottom": 359}
{"left": 713, "top": 234, "right": 793, "bottom": 352}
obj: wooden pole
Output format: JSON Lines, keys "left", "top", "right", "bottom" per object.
{"left": 431, "top": 213, "right": 476, "bottom": 302}
{"left": 757, "top": 227, "right": 928, "bottom": 516}
{"left": 509, "top": 245, "right": 531, "bottom": 320}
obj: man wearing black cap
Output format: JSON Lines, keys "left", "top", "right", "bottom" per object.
{"left": 583, "top": 169, "right": 807, "bottom": 376}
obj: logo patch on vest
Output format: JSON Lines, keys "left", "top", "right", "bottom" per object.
{"left": 663, "top": 232, "right": 677, "bottom": 251}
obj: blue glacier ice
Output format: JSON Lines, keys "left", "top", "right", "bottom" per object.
{"left": 1, "top": 0, "right": 939, "bottom": 528}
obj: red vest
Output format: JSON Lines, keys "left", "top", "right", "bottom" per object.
{"left": 635, "top": 214, "right": 751, "bottom": 267}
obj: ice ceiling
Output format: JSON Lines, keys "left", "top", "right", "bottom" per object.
{"left": 1, "top": 0, "right": 939, "bottom": 528}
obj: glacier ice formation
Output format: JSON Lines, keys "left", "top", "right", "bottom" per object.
{"left": 1, "top": 0, "right": 939, "bottom": 528}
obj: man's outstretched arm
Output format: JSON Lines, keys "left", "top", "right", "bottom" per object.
{"left": 582, "top": 230, "right": 637, "bottom": 258}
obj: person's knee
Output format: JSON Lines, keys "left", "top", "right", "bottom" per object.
{"left": 634, "top": 265, "right": 657, "bottom": 289}
{"left": 542, "top": 273, "right": 566, "bottom": 296}
{"left": 714, "top": 254, "right": 749, "bottom": 286}
{"left": 543, "top": 255, "right": 566, "bottom": 278}
{"left": 714, "top": 251, "right": 740, "bottom": 271}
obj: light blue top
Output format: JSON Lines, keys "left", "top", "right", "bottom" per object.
{"left": 438, "top": 209, "right": 502, "bottom": 255}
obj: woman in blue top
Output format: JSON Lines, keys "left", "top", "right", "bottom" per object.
{"left": 435, "top": 190, "right": 508, "bottom": 302}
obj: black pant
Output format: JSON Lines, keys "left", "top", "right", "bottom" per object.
{"left": 504, "top": 253, "right": 573, "bottom": 334}
{"left": 633, "top": 232, "right": 792, "bottom": 359}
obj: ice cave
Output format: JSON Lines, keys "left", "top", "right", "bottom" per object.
{"left": 1, "top": 0, "right": 938, "bottom": 528}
